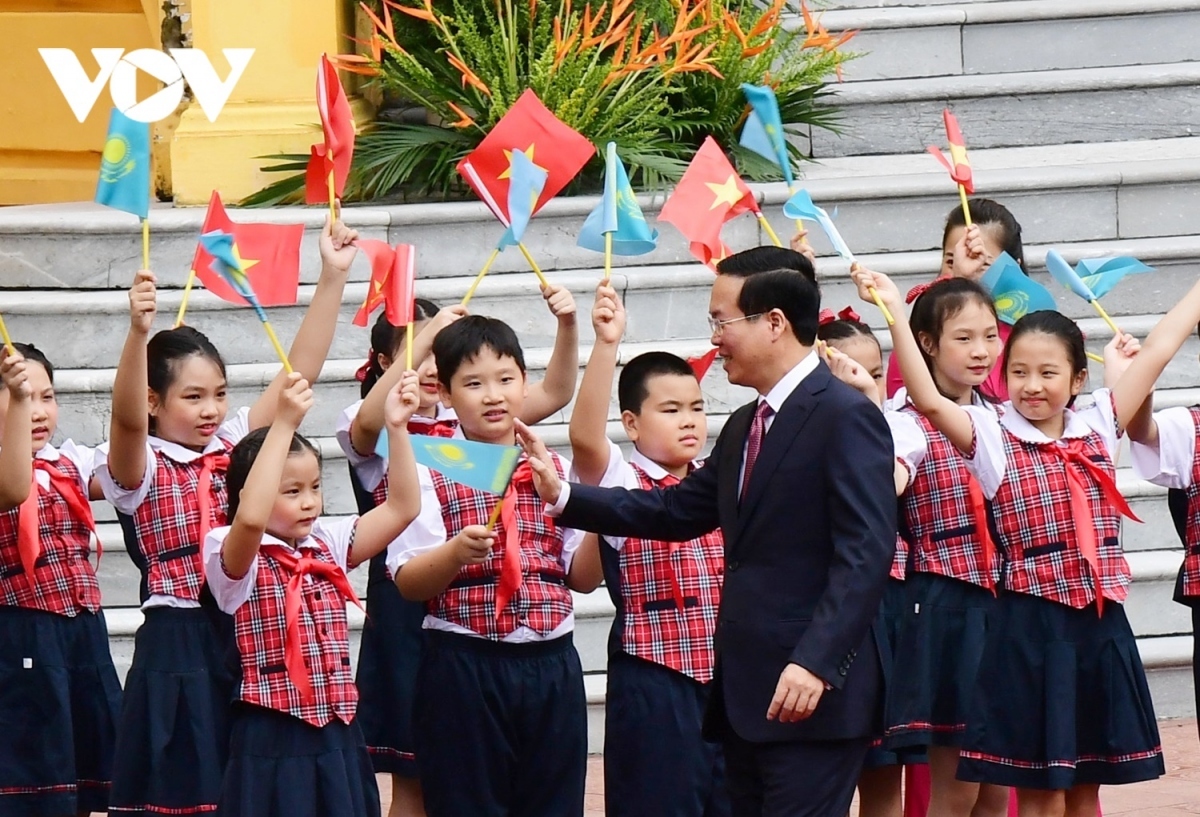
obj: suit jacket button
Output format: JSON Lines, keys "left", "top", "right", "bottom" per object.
{"left": 727, "top": 560, "right": 739, "bottom": 571}
{"left": 838, "top": 667, "right": 847, "bottom": 677}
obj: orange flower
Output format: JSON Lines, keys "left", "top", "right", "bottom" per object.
{"left": 330, "top": 53, "right": 379, "bottom": 76}
{"left": 387, "top": 0, "right": 435, "bottom": 22}
{"left": 446, "top": 53, "right": 491, "bottom": 96}
{"left": 446, "top": 102, "right": 476, "bottom": 128}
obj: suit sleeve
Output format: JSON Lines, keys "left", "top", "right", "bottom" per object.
{"left": 556, "top": 427, "right": 725, "bottom": 542}
{"left": 790, "top": 398, "right": 897, "bottom": 689}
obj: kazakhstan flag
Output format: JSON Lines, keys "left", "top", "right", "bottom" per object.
{"left": 980, "top": 252, "right": 1058, "bottom": 325}
{"left": 377, "top": 433, "right": 522, "bottom": 496}
{"left": 95, "top": 108, "right": 150, "bottom": 219}
{"left": 577, "top": 142, "right": 658, "bottom": 256}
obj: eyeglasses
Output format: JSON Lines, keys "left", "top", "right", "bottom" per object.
{"left": 707, "top": 313, "right": 764, "bottom": 335}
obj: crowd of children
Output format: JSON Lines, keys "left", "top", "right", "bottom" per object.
{"left": 1, "top": 196, "right": 1200, "bottom": 817}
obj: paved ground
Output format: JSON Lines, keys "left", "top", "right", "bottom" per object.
{"left": 379, "top": 718, "right": 1200, "bottom": 815}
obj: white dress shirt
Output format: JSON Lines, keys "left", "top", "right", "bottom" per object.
{"left": 1129, "top": 406, "right": 1200, "bottom": 489}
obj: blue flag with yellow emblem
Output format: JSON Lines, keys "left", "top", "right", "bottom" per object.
{"left": 577, "top": 142, "right": 659, "bottom": 256}
{"left": 198, "top": 230, "right": 269, "bottom": 323}
{"left": 95, "top": 108, "right": 151, "bottom": 219}
{"left": 376, "top": 433, "right": 521, "bottom": 495}
{"left": 740, "top": 83, "right": 793, "bottom": 186}
{"left": 1075, "top": 256, "right": 1154, "bottom": 299}
{"left": 497, "top": 148, "right": 549, "bottom": 250}
{"left": 980, "top": 252, "right": 1058, "bottom": 325}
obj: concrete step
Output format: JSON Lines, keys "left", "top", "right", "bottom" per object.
{"left": 811, "top": 62, "right": 1200, "bottom": 156}
{"left": 810, "top": 1, "right": 1200, "bottom": 84}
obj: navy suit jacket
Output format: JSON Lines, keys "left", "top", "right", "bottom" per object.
{"left": 557, "top": 361, "right": 897, "bottom": 743}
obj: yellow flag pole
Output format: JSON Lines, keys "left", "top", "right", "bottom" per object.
{"left": 0, "top": 314, "right": 15, "bottom": 355}
{"left": 327, "top": 147, "right": 338, "bottom": 226}
{"left": 485, "top": 498, "right": 504, "bottom": 530}
{"left": 462, "top": 248, "right": 501, "bottom": 307}
{"left": 405, "top": 321, "right": 414, "bottom": 370}
{"left": 788, "top": 185, "right": 806, "bottom": 236}
{"left": 260, "top": 320, "right": 293, "bottom": 374}
{"left": 603, "top": 232, "right": 612, "bottom": 283}
{"left": 1090, "top": 299, "right": 1122, "bottom": 336}
{"left": 175, "top": 270, "right": 197, "bottom": 328}
{"left": 517, "top": 243, "right": 550, "bottom": 289}
{"left": 141, "top": 219, "right": 150, "bottom": 270}
{"left": 958, "top": 184, "right": 973, "bottom": 228}
{"left": 757, "top": 213, "right": 783, "bottom": 248}
{"left": 1086, "top": 352, "right": 1105, "bottom": 364}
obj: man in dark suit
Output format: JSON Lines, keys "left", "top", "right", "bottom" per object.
{"left": 519, "top": 251, "right": 897, "bottom": 816}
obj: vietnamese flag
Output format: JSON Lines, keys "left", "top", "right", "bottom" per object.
{"left": 456, "top": 89, "right": 594, "bottom": 225}
{"left": 658, "top": 137, "right": 758, "bottom": 268}
{"left": 353, "top": 240, "right": 416, "bottom": 327}
{"left": 191, "top": 191, "right": 303, "bottom": 307}
{"left": 927, "top": 109, "right": 974, "bottom": 194}
{"left": 305, "top": 54, "right": 356, "bottom": 204}
{"left": 687, "top": 347, "right": 720, "bottom": 381}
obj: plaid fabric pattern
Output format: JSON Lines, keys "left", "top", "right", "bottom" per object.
{"left": 901, "top": 405, "right": 1001, "bottom": 589}
{"left": 131, "top": 444, "right": 233, "bottom": 601}
{"left": 891, "top": 535, "right": 908, "bottom": 581}
{"left": 616, "top": 463, "right": 723, "bottom": 682}
{"left": 234, "top": 536, "right": 357, "bottom": 728}
{"left": 0, "top": 456, "right": 100, "bottom": 616}
{"left": 1178, "top": 408, "right": 1200, "bottom": 596}
{"left": 992, "top": 428, "right": 1128, "bottom": 608}
{"left": 428, "top": 452, "right": 573, "bottom": 639}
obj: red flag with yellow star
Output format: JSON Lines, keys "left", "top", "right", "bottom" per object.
{"left": 353, "top": 240, "right": 416, "bottom": 327}
{"left": 456, "top": 89, "right": 594, "bottom": 226}
{"left": 191, "top": 191, "right": 303, "bottom": 307}
{"left": 658, "top": 137, "right": 758, "bottom": 268}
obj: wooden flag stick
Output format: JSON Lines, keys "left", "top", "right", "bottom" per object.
{"left": 604, "top": 232, "right": 612, "bottom": 283}
{"left": 757, "top": 214, "right": 783, "bottom": 248}
{"left": 462, "top": 248, "right": 501, "bottom": 307}
{"left": 405, "top": 321, "right": 414, "bottom": 370}
{"left": 175, "top": 270, "right": 197, "bottom": 328}
{"left": 959, "top": 184, "right": 973, "bottom": 228}
{"left": 1090, "top": 299, "right": 1122, "bottom": 336}
{"left": 517, "top": 243, "right": 551, "bottom": 288}
{"left": 0, "top": 314, "right": 15, "bottom": 355}
{"left": 261, "top": 320, "right": 294, "bottom": 374}
{"left": 142, "top": 219, "right": 150, "bottom": 270}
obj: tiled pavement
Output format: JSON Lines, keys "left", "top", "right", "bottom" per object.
{"left": 379, "top": 718, "right": 1200, "bottom": 815}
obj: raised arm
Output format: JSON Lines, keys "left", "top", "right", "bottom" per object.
{"left": 569, "top": 281, "right": 625, "bottom": 485}
{"left": 248, "top": 217, "right": 357, "bottom": 431}
{"left": 851, "top": 266, "right": 976, "bottom": 454}
{"left": 223, "top": 374, "right": 312, "bottom": 578}
{"left": 107, "top": 270, "right": 157, "bottom": 489}
{"left": 351, "top": 305, "right": 466, "bottom": 456}
{"left": 349, "top": 370, "right": 423, "bottom": 566}
{"left": 0, "top": 354, "right": 33, "bottom": 511}
{"left": 1111, "top": 276, "right": 1200, "bottom": 434}
{"left": 522, "top": 284, "right": 579, "bottom": 424}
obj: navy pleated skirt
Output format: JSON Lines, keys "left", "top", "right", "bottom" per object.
{"left": 354, "top": 552, "right": 425, "bottom": 777}
{"left": 885, "top": 572, "right": 995, "bottom": 751}
{"left": 956, "top": 592, "right": 1164, "bottom": 790}
{"left": 218, "top": 704, "right": 379, "bottom": 817}
{"left": 0, "top": 606, "right": 122, "bottom": 817}
{"left": 108, "top": 605, "right": 236, "bottom": 816}
{"left": 863, "top": 579, "right": 926, "bottom": 770}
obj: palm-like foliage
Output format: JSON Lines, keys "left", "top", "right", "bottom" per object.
{"left": 242, "top": 0, "right": 856, "bottom": 205}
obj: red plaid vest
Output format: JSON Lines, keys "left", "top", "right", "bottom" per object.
{"left": 1177, "top": 408, "right": 1200, "bottom": 596}
{"left": 130, "top": 441, "right": 234, "bottom": 601}
{"left": 614, "top": 463, "right": 723, "bottom": 682}
{"left": 900, "top": 405, "right": 1001, "bottom": 589}
{"left": 428, "top": 452, "right": 573, "bottom": 639}
{"left": 991, "top": 427, "right": 1128, "bottom": 608}
{"left": 0, "top": 455, "right": 100, "bottom": 616}
{"left": 233, "top": 535, "right": 357, "bottom": 727}
{"left": 891, "top": 535, "right": 907, "bottom": 581}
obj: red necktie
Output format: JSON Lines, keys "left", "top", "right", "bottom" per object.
{"left": 17, "top": 460, "right": 101, "bottom": 586}
{"left": 964, "top": 475, "right": 997, "bottom": 594}
{"left": 408, "top": 419, "right": 457, "bottom": 438}
{"left": 260, "top": 544, "right": 364, "bottom": 702}
{"left": 741, "top": 401, "right": 774, "bottom": 501}
{"left": 1051, "top": 440, "right": 1141, "bottom": 615}
{"left": 494, "top": 461, "right": 535, "bottom": 618}
{"left": 195, "top": 451, "right": 231, "bottom": 550}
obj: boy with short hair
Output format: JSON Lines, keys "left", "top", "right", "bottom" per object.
{"left": 387, "top": 315, "right": 600, "bottom": 817}
{"left": 570, "top": 282, "right": 729, "bottom": 817}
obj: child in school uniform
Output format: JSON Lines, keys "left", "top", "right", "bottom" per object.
{"left": 885, "top": 199, "right": 1027, "bottom": 401}
{"left": 337, "top": 287, "right": 579, "bottom": 817}
{"left": 0, "top": 345, "right": 123, "bottom": 817}
{"left": 568, "top": 281, "right": 728, "bottom": 817}
{"left": 202, "top": 370, "right": 421, "bottom": 817}
{"left": 850, "top": 262, "right": 1200, "bottom": 815}
{"left": 96, "top": 217, "right": 358, "bottom": 817}
{"left": 388, "top": 315, "right": 601, "bottom": 817}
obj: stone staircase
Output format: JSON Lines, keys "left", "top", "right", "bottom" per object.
{"left": 2, "top": 0, "right": 1200, "bottom": 753}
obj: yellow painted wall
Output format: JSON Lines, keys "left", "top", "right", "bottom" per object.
{"left": 0, "top": 1, "right": 158, "bottom": 204}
